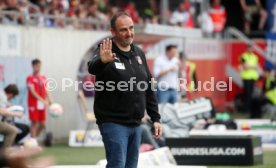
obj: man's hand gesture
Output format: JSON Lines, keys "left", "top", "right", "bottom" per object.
{"left": 100, "top": 38, "right": 116, "bottom": 64}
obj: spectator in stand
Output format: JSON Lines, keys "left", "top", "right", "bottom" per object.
{"left": 75, "top": 2, "right": 87, "bottom": 19}
{"left": 65, "top": 0, "right": 81, "bottom": 29}
{"left": 0, "top": 0, "right": 6, "bottom": 9}
{"left": 45, "top": 0, "right": 66, "bottom": 27}
{"left": 148, "top": 0, "right": 159, "bottom": 16}
{"left": 67, "top": 0, "right": 78, "bottom": 17}
{"left": 141, "top": 8, "right": 159, "bottom": 24}
{"left": 107, "top": 5, "right": 119, "bottom": 20}
{"left": 1, "top": 0, "right": 204, "bottom": 29}
{"left": 3, "top": 0, "right": 19, "bottom": 11}
{"left": 208, "top": 0, "right": 226, "bottom": 34}
{"left": 33, "top": 0, "right": 49, "bottom": 27}
{"left": 122, "top": 2, "right": 140, "bottom": 23}
{"left": 61, "top": 0, "right": 69, "bottom": 12}
{"left": 0, "top": 0, "right": 6, "bottom": 21}
{"left": 73, "top": 1, "right": 92, "bottom": 29}
{"left": 170, "top": 0, "right": 194, "bottom": 28}
{"left": 2, "top": 0, "right": 23, "bottom": 25}
{"left": 36, "top": 0, "right": 47, "bottom": 11}
{"left": 240, "top": 0, "right": 267, "bottom": 34}
{"left": 86, "top": 1, "right": 108, "bottom": 21}
{"left": 96, "top": 0, "right": 108, "bottom": 13}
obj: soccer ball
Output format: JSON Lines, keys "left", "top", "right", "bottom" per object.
{"left": 49, "top": 103, "right": 63, "bottom": 118}
{"left": 23, "top": 138, "right": 39, "bottom": 148}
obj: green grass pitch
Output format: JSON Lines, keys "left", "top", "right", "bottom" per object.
{"left": 40, "top": 144, "right": 276, "bottom": 168}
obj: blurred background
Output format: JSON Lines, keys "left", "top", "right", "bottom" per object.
{"left": 0, "top": 0, "right": 276, "bottom": 167}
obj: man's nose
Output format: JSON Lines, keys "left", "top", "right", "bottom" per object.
{"left": 127, "top": 29, "right": 132, "bottom": 36}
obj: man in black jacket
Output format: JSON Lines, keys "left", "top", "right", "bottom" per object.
{"left": 88, "top": 12, "right": 162, "bottom": 168}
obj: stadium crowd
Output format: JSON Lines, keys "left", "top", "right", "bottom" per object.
{"left": 0, "top": 0, "right": 162, "bottom": 28}
{"left": 0, "top": 0, "right": 269, "bottom": 35}
{"left": 0, "top": 0, "right": 266, "bottom": 34}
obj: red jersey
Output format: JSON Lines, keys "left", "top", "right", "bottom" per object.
{"left": 209, "top": 5, "right": 226, "bottom": 32}
{"left": 26, "top": 74, "right": 47, "bottom": 110}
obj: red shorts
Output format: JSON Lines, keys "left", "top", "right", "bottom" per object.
{"left": 29, "top": 109, "right": 46, "bottom": 122}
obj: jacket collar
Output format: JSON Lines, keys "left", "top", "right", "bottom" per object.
{"left": 112, "top": 40, "right": 135, "bottom": 58}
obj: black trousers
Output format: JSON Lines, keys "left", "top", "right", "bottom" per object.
{"left": 14, "top": 123, "right": 30, "bottom": 144}
{"left": 251, "top": 98, "right": 272, "bottom": 118}
{"left": 243, "top": 79, "right": 255, "bottom": 113}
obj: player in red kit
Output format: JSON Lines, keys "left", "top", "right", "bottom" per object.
{"left": 27, "top": 59, "right": 52, "bottom": 139}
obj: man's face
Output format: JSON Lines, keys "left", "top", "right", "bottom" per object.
{"left": 111, "top": 16, "right": 134, "bottom": 47}
{"left": 33, "top": 63, "right": 41, "bottom": 74}
{"left": 7, "top": 93, "right": 15, "bottom": 100}
{"left": 88, "top": 4, "right": 97, "bottom": 15}
{"left": 167, "top": 48, "right": 177, "bottom": 59}
{"left": 214, "top": 0, "right": 221, "bottom": 5}
{"left": 180, "top": 57, "right": 186, "bottom": 63}
{"left": 6, "top": 0, "right": 18, "bottom": 7}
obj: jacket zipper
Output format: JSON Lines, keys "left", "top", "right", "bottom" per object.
{"left": 128, "top": 55, "right": 135, "bottom": 75}
{"left": 128, "top": 53, "right": 138, "bottom": 119}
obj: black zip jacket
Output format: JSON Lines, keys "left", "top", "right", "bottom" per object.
{"left": 88, "top": 41, "right": 160, "bottom": 126}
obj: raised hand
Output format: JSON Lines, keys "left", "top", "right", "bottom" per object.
{"left": 100, "top": 38, "right": 116, "bottom": 64}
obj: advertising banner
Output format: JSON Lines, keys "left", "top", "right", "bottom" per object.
{"left": 166, "top": 136, "right": 263, "bottom": 165}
